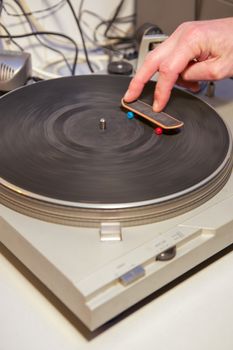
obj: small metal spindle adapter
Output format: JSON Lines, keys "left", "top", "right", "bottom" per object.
{"left": 205, "top": 81, "right": 215, "bottom": 98}
{"left": 99, "top": 118, "right": 106, "bottom": 130}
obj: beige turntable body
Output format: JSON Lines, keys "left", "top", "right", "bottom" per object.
{"left": 1, "top": 79, "right": 233, "bottom": 332}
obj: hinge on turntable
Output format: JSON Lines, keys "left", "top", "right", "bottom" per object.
{"left": 99, "top": 222, "right": 122, "bottom": 242}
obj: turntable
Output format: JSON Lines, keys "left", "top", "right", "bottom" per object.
{"left": 0, "top": 75, "right": 233, "bottom": 330}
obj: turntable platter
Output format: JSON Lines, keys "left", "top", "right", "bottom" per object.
{"left": 0, "top": 75, "right": 232, "bottom": 226}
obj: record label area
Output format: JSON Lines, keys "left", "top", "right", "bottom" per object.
{"left": 0, "top": 75, "right": 232, "bottom": 227}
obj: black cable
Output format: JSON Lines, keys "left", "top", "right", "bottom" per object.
{"left": 3, "top": 1, "right": 73, "bottom": 50}
{"left": 93, "top": 20, "right": 134, "bottom": 43}
{"left": 80, "top": 10, "right": 131, "bottom": 46}
{"left": 65, "top": 0, "right": 94, "bottom": 73}
{"left": 103, "top": 1, "right": 135, "bottom": 42}
{"left": 28, "top": 76, "right": 44, "bottom": 82}
{"left": 79, "top": 9, "right": 136, "bottom": 61}
{"left": 0, "top": 30, "right": 78, "bottom": 75}
{"left": 0, "top": 22, "right": 24, "bottom": 51}
{"left": 78, "top": 0, "right": 85, "bottom": 20}
{"left": 104, "top": 0, "right": 125, "bottom": 38}
{"left": 3, "top": 0, "right": 66, "bottom": 17}
{"left": 13, "top": 0, "right": 71, "bottom": 72}
{"left": 83, "top": 6, "right": 134, "bottom": 44}
{"left": 0, "top": 0, "right": 3, "bottom": 16}
{"left": 13, "top": 0, "right": 75, "bottom": 75}
{"left": 82, "top": 9, "right": 134, "bottom": 34}
{"left": 3, "top": 1, "right": 65, "bottom": 22}
{"left": 80, "top": 9, "right": 103, "bottom": 22}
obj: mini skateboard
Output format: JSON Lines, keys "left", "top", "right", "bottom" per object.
{"left": 121, "top": 99, "right": 184, "bottom": 130}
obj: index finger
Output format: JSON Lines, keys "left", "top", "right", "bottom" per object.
{"left": 153, "top": 48, "right": 200, "bottom": 111}
{"left": 123, "top": 51, "right": 161, "bottom": 102}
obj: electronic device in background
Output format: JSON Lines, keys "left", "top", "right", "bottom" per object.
{"left": 135, "top": 22, "right": 166, "bottom": 72}
{"left": 136, "top": 0, "right": 233, "bottom": 36}
{"left": 136, "top": 0, "right": 233, "bottom": 72}
{"left": 0, "top": 50, "right": 32, "bottom": 92}
{"left": 136, "top": 32, "right": 167, "bottom": 72}
{"left": 107, "top": 60, "right": 133, "bottom": 75}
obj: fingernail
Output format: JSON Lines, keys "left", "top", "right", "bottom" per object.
{"left": 124, "top": 90, "right": 131, "bottom": 101}
{"left": 153, "top": 100, "right": 159, "bottom": 112}
{"left": 190, "top": 84, "right": 201, "bottom": 93}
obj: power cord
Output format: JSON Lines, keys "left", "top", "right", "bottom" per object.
{"left": 3, "top": 0, "right": 66, "bottom": 17}
{"left": 12, "top": 0, "right": 75, "bottom": 75}
{"left": 0, "top": 22, "right": 24, "bottom": 51}
{"left": 65, "top": 0, "right": 94, "bottom": 73}
{"left": 0, "top": 30, "right": 78, "bottom": 75}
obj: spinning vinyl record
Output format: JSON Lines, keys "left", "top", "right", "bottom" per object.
{"left": 0, "top": 75, "right": 232, "bottom": 226}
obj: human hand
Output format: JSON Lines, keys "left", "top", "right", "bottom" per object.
{"left": 124, "top": 18, "right": 233, "bottom": 112}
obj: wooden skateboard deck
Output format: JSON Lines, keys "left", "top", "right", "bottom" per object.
{"left": 121, "top": 99, "right": 184, "bottom": 129}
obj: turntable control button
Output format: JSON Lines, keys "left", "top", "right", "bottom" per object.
{"left": 127, "top": 111, "right": 135, "bottom": 119}
{"left": 156, "top": 246, "right": 176, "bottom": 261}
{"left": 119, "top": 265, "right": 145, "bottom": 286}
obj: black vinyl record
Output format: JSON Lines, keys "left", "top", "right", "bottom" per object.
{"left": 0, "top": 75, "right": 232, "bottom": 226}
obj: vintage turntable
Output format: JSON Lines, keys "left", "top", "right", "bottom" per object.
{"left": 0, "top": 75, "right": 233, "bottom": 330}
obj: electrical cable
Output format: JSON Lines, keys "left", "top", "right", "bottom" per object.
{"left": 2, "top": 0, "right": 134, "bottom": 75}
{"left": 79, "top": 9, "right": 135, "bottom": 53}
{"left": 13, "top": 0, "right": 74, "bottom": 75}
{"left": 0, "top": 30, "right": 78, "bottom": 75}
{"left": 79, "top": 7, "right": 136, "bottom": 64}
{"left": 104, "top": 0, "right": 125, "bottom": 38}
{"left": 42, "top": 52, "right": 109, "bottom": 76}
{"left": 93, "top": 20, "right": 134, "bottom": 43}
{"left": 78, "top": 0, "right": 85, "bottom": 20}
{"left": 5, "top": 0, "right": 74, "bottom": 52}
{"left": 80, "top": 10, "right": 130, "bottom": 48}
{"left": 65, "top": 0, "right": 94, "bottom": 72}
{"left": 82, "top": 10, "right": 134, "bottom": 36}
{"left": 26, "top": 76, "right": 44, "bottom": 82}
{"left": 0, "top": 0, "right": 3, "bottom": 16}
{"left": 0, "top": 22, "right": 24, "bottom": 51}
{"left": 11, "top": 0, "right": 92, "bottom": 72}
{"left": 3, "top": 0, "right": 66, "bottom": 17}
{"left": 80, "top": 4, "right": 135, "bottom": 45}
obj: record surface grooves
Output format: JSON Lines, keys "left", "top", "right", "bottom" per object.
{"left": 0, "top": 75, "right": 232, "bottom": 226}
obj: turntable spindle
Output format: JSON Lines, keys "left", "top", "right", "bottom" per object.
{"left": 99, "top": 118, "right": 106, "bottom": 130}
